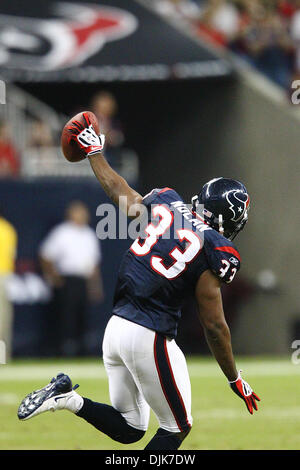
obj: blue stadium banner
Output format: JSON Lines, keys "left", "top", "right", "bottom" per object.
{"left": 0, "top": 0, "right": 231, "bottom": 82}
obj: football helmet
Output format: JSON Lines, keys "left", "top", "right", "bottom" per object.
{"left": 191, "top": 177, "right": 250, "bottom": 240}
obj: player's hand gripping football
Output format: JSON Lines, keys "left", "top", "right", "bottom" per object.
{"left": 68, "top": 113, "right": 105, "bottom": 157}
{"left": 77, "top": 124, "right": 105, "bottom": 157}
{"left": 229, "top": 370, "right": 260, "bottom": 414}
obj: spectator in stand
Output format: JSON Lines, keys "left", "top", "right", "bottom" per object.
{"left": 28, "top": 119, "right": 54, "bottom": 148}
{"left": 277, "top": 0, "right": 298, "bottom": 21}
{"left": 39, "top": 201, "right": 104, "bottom": 357}
{"left": 289, "top": 1, "right": 300, "bottom": 80}
{"left": 0, "top": 209, "right": 18, "bottom": 361}
{"left": 196, "top": 0, "right": 242, "bottom": 47}
{"left": 91, "top": 91, "right": 124, "bottom": 162}
{"left": 24, "top": 119, "right": 58, "bottom": 176}
{"left": 0, "top": 121, "right": 20, "bottom": 178}
{"left": 91, "top": 90, "right": 140, "bottom": 183}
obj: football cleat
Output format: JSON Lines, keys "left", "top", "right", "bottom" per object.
{"left": 17, "top": 373, "right": 82, "bottom": 421}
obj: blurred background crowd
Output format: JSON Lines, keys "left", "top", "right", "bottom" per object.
{"left": 152, "top": 0, "right": 300, "bottom": 90}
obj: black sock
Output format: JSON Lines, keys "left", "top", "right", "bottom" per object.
{"left": 76, "top": 397, "right": 145, "bottom": 444}
{"left": 144, "top": 428, "right": 183, "bottom": 450}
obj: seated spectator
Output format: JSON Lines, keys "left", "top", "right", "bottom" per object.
{"left": 23, "top": 119, "right": 58, "bottom": 176}
{"left": 27, "top": 119, "right": 54, "bottom": 148}
{"left": 277, "top": 0, "right": 298, "bottom": 21}
{"left": 0, "top": 121, "right": 20, "bottom": 178}
{"left": 91, "top": 91, "right": 124, "bottom": 150}
{"left": 196, "top": 0, "right": 242, "bottom": 47}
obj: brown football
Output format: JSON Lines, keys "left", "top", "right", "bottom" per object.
{"left": 61, "top": 111, "right": 100, "bottom": 162}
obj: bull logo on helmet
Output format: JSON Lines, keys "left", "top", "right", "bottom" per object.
{"left": 225, "top": 190, "right": 250, "bottom": 222}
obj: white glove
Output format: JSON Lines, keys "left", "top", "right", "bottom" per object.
{"left": 76, "top": 125, "right": 106, "bottom": 156}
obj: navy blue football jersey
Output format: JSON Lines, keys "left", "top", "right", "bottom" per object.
{"left": 112, "top": 188, "right": 241, "bottom": 338}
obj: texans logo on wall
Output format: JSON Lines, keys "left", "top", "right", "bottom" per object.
{"left": 0, "top": 0, "right": 230, "bottom": 81}
{"left": 0, "top": 2, "right": 138, "bottom": 71}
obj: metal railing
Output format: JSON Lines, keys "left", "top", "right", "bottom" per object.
{"left": 0, "top": 81, "right": 139, "bottom": 183}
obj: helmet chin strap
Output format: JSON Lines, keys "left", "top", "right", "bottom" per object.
{"left": 191, "top": 195, "right": 198, "bottom": 212}
{"left": 218, "top": 214, "right": 224, "bottom": 236}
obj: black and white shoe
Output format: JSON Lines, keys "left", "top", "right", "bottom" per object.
{"left": 18, "top": 373, "right": 82, "bottom": 421}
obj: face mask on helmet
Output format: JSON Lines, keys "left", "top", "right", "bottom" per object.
{"left": 223, "top": 208, "right": 249, "bottom": 240}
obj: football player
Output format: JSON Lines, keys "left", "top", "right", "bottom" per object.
{"left": 18, "top": 115, "right": 260, "bottom": 450}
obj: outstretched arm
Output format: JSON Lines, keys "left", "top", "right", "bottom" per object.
{"left": 195, "top": 269, "right": 260, "bottom": 414}
{"left": 195, "top": 269, "right": 238, "bottom": 381}
{"left": 88, "top": 152, "right": 143, "bottom": 217}
{"left": 74, "top": 120, "right": 144, "bottom": 217}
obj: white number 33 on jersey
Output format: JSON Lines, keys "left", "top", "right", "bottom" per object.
{"left": 219, "top": 259, "right": 237, "bottom": 283}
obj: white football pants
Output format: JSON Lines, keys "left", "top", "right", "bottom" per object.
{"left": 102, "top": 315, "right": 192, "bottom": 433}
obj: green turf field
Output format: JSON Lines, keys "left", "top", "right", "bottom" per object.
{"left": 0, "top": 356, "right": 299, "bottom": 450}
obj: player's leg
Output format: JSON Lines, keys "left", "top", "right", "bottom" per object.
{"left": 144, "top": 428, "right": 190, "bottom": 450}
{"left": 75, "top": 315, "right": 150, "bottom": 443}
{"left": 131, "top": 331, "right": 193, "bottom": 450}
{"left": 76, "top": 359, "right": 150, "bottom": 444}
{"left": 17, "top": 368, "right": 147, "bottom": 444}
{"left": 18, "top": 316, "right": 149, "bottom": 445}
{"left": 104, "top": 359, "right": 150, "bottom": 433}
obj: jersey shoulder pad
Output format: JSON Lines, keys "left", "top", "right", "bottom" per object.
{"left": 203, "top": 230, "right": 241, "bottom": 283}
{"left": 142, "top": 187, "right": 182, "bottom": 206}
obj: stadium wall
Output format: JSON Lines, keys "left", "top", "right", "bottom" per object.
{"left": 213, "top": 74, "right": 300, "bottom": 356}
